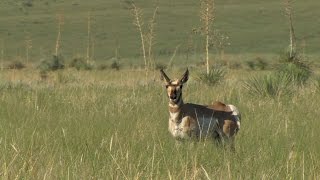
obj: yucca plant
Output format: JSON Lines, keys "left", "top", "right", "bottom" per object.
{"left": 199, "top": 0, "right": 215, "bottom": 75}
{"left": 277, "top": 51, "right": 312, "bottom": 86}
{"left": 244, "top": 73, "right": 294, "bottom": 98}
{"left": 277, "top": 62, "right": 311, "bottom": 86}
{"left": 198, "top": 67, "right": 225, "bottom": 86}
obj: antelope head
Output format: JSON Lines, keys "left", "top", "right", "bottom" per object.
{"left": 160, "top": 69, "right": 189, "bottom": 104}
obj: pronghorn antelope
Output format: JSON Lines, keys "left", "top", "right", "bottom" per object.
{"left": 160, "top": 69, "right": 241, "bottom": 147}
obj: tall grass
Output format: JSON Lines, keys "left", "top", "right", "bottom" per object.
{"left": 0, "top": 69, "right": 319, "bottom": 179}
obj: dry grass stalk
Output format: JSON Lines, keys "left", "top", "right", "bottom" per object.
{"left": 200, "top": 0, "right": 215, "bottom": 74}
{"left": 167, "top": 44, "right": 180, "bottom": 69}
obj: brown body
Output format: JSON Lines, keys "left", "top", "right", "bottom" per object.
{"left": 161, "top": 69, "right": 241, "bottom": 145}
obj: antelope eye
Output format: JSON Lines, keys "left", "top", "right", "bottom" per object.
{"left": 165, "top": 85, "right": 169, "bottom": 89}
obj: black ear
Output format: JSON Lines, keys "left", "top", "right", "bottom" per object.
{"left": 160, "top": 69, "right": 171, "bottom": 84}
{"left": 180, "top": 68, "right": 189, "bottom": 84}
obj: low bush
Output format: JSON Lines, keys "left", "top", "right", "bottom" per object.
{"left": 110, "top": 60, "right": 121, "bottom": 70}
{"left": 198, "top": 67, "right": 225, "bottom": 86}
{"left": 8, "top": 61, "right": 25, "bottom": 70}
{"left": 255, "top": 57, "right": 269, "bottom": 70}
{"left": 245, "top": 60, "right": 256, "bottom": 70}
{"left": 69, "top": 57, "right": 93, "bottom": 70}
{"left": 38, "top": 55, "right": 64, "bottom": 72}
{"left": 245, "top": 57, "right": 269, "bottom": 70}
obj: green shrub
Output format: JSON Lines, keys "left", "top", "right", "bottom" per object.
{"left": 245, "top": 57, "right": 269, "bottom": 70}
{"left": 110, "top": 61, "right": 120, "bottom": 70}
{"left": 245, "top": 60, "right": 256, "bottom": 70}
{"left": 277, "top": 51, "right": 312, "bottom": 86}
{"left": 8, "top": 61, "right": 25, "bottom": 70}
{"left": 38, "top": 55, "right": 65, "bottom": 72}
{"left": 69, "top": 57, "right": 93, "bottom": 70}
{"left": 22, "top": 0, "right": 33, "bottom": 7}
{"left": 244, "top": 73, "right": 293, "bottom": 98}
{"left": 277, "top": 62, "right": 311, "bottom": 86}
{"left": 256, "top": 57, "right": 268, "bottom": 70}
{"left": 198, "top": 67, "right": 225, "bottom": 86}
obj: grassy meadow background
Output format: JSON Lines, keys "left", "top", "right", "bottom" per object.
{"left": 1, "top": 0, "right": 320, "bottom": 179}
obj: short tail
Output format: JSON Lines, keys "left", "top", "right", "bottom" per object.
{"left": 227, "top": 104, "right": 241, "bottom": 132}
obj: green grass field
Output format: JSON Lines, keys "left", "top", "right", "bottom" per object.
{"left": 1, "top": 0, "right": 320, "bottom": 179}
{"left": 0, "top": 69, "right": 320, "bottom": 179}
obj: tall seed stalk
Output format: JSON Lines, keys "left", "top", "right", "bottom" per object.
{"left": 131, "top": 2, "right": 158, "bottom": 71}
{"left": 91, "top": 37, "right": 95, "bottom": 62}
{"left": 25, "top": 34, "right": 32, "bottom": 66}
{"left": 1, "top": 39, "right": 4, "bottom": 70}
{"left": 55, "top": 13, "right": 64, "bottom": 56}
{"left": 283, "top": 0, "right": 296, "bottom": 59}
{"left": 131, "top": 3, "right": 147, "bottom": 70}
{"left": 200, "top": 0, "right": 215, "bottom": 75}
{"left": 146, "top": 6, "right": 158, "bottom": 70}
{"left": 86, "top": 11, "right": 91, "bottom": 63}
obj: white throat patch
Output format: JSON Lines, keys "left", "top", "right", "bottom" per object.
{"left": 170, "top": 111, "right": 179, "bottom": 120}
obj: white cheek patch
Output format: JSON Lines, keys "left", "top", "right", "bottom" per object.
{"left": 237, "top": 121, "right": 241, "bottom": 130}
{"left": 227, "top": 104, "right": 241, "bottom": 130}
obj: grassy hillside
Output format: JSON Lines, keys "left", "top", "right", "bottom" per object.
{"left": 0, "top": 0, "right": 319, "bottom": 65}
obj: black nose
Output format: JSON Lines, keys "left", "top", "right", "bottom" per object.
{"left": 169, "top": 94, "right": 177, "bottom": 99}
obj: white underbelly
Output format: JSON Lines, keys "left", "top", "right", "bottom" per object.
{"left": 169, "top": 116, "right": 218, "bottom": 139}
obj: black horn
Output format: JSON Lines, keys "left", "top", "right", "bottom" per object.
{"left": 160, "top": 69, "right": 171, "bottom": 83}
{"left": 180, "top": 68, "right": 189, "bottom": 84}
